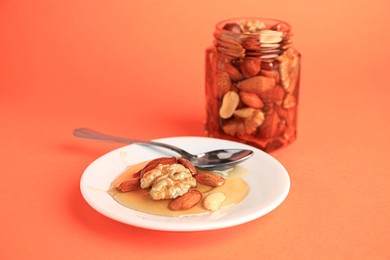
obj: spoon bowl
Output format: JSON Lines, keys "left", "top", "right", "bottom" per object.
{"left": 73, "top": 128, "right": 253, "bottom": 170}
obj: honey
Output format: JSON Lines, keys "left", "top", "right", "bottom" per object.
{"left": 109, "top": 161, "right": 250, "bottom": 217}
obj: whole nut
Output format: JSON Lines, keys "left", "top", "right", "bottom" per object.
{"left": 260, "top": 69, "right": 280, "bottom": 84}
{"left": 259, "top": 85, "right": 285, "bottom": 105}
{"left": 116, "top": 178, "right": 140, "bottom": 192}
{"left": 223, "top": 62, "right": 243, "bottom": 81}
{"left": 203, "top": 192, "right": 226, "bottom": 211}
{"left": 239, "top": 91, "right": 264, "bottom": 109}
{"left": 234, "top": 107, "right": 257, "bottom": 119}
{"left": 195, "top": 173, "right": 225, "bottom": 187}
{"left": 219, "top": 91, "right": 240, "bottom": 119}
{"left": 240, "top": 57, "right": 261, "bottom": 78}
{"left": 177, "top": 157, "right": 197, "bottom": 175}
{"left": 169, "top": 190, "right": 203, "bottom": 211}
{"left": 237, "top": 76, "right": 275, "bottom": 95}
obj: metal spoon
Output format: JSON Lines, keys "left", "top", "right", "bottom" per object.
{"left": 73, "top": 128, "right": 253, "bottom": 170}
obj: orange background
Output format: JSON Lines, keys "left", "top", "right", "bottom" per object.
{"left": 1, "top": 0, "right": 390, "bottom": 259}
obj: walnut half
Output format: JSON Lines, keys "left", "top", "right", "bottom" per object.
{"left": 141, "top": 162, "right": 197, "bottom": 200}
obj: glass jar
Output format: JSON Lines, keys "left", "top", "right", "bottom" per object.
{"left": 205, "top": 18, "right": 301, "bottom": 152}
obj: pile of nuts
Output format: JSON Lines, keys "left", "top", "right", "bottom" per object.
{"left": 116, "top": 157, "right": 227, "bottom": 211}
{"left": 205, "top": 18, "right": 300, "bottom": 152}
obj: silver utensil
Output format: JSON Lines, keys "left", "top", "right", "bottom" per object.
{"left": 73, "top": 128, "right": 253, "bottom": 170}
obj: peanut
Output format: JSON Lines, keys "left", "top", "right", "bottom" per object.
{"left": 203, "top": 192, "right": 226, "bottom": 211}
{"left": 219, "top": 91, "right": 240, "bottom": 119}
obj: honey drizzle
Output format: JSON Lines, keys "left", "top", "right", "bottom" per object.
{"left": 108, "top": 161, "right": 249, "bottom": 217}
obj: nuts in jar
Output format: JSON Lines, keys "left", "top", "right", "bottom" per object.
{"left": 205, "top": 18, "right": 301, "bottom": 152}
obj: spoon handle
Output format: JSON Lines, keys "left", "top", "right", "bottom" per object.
{"left": 73, "top": 128, "right": 194, "bottom": 158}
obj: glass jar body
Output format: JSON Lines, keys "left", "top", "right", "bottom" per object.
{"left": 205, "top": 18, "right": 301, "bottom": 152}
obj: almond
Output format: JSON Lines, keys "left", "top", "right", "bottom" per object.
{"left": 116, "top": 178, "right": 140, "bottom": 192}
{"left": 224, "top": 63, "right": 243, "bottom": 81}
{"left": 195, "top": 173, "right": 225, "bottom": 187}
{"left": 168, "top": 190, "right": 202, "bottom": 211}
{"left": 140, "top": 157, "right": 178, "bottom": 176}
{"left": 177, "top": 157, "right": 197, "bottom": 175}
{"left": 259, "top": 85, "right": 285, "bottom": 105}
{"left": 260, "top": 69, "right": 280, "bottom": 84}
{"left": 237, "top": 76, "right": 275, "bottom": 95}
{"left": 132, "top": 170, "right": 142, "bottom": 179}
{"left": 240, "top": 57, "right": 261, "bottom": 78}
{"left": 239, "top": 91, "right": 264, "bottom": 109}
{"left": 234, "top": 107, "right": 256, "bottom": 119}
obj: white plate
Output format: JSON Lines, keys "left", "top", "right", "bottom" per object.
{"left": 80, "top": 136, "right": 290, "bottom": 231}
